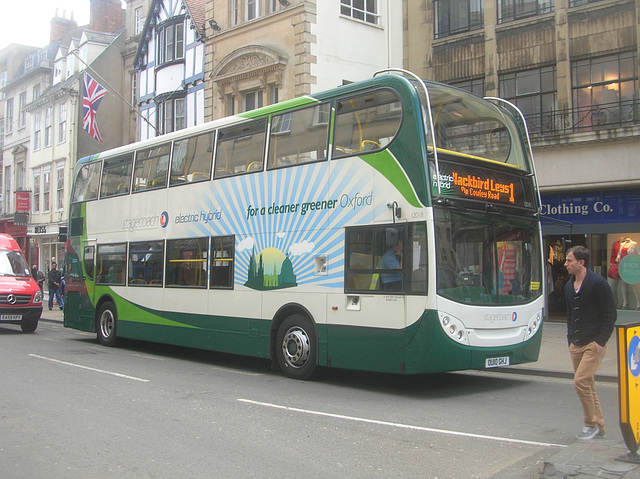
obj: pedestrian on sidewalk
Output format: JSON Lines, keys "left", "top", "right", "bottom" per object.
{"left": 48, "top": 261, "right": 64, "bottom": 311}
{"left": 564, "top": 245, "right": 616, "bottom": 441}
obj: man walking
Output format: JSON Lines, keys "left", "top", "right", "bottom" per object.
{"left": 564, "top": 246, "right": 616, "bottom": 440}
{"left": 48, "top": 261, "right": 64, "bottom": 311}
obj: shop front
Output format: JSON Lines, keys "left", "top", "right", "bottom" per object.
{"left": 28, "top": 223, "right": 66, "bottom": 280}
{"left": 541, "top": 188, "right": 640, "bottom": 319}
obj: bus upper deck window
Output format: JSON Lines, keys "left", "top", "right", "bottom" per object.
{"left": 171, "top": 131, "right": 214, "bottom": 185}
{"left": 72, "top": 162, "right": 101, "bottom": 202}
{"left": 333, "top": 89, "right": 402, "bottom": 159}
{"left": 100, "top": 154, "right": 133, "bottom": 198}
{"left": 214, "top": 119, "right": 267, "bottom": 178}
{"left": 133, "top": 143, "right": 171, "bottom": 192}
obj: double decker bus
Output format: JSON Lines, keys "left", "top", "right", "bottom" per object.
{"left": 64, "top": 69, "right": 544, "bottom": 379}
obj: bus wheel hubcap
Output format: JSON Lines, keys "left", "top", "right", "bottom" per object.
{"left": 282, "top": 328, "right": 310, "bottom": 368}
{"left": 100, "top": 311, "right": 114, "bottom": 338}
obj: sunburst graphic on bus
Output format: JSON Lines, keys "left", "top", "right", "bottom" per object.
{"left": 244, "top": 247, "right": 297, "bottom": 290}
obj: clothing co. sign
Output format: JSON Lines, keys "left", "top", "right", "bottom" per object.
{"left": 540, "top": 189, "right": 640, "bottom": 225}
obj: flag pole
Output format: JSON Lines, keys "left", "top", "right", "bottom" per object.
{"left": 72, "top": 50, "right": 160, "bottom": 136}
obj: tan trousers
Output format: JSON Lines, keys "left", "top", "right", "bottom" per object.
{"left": 569, "top": 342, "right": 607, "bottom": 432}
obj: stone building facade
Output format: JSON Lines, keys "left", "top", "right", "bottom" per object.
{"left": 404, "top": 0, "right": 640, "bottom": 312}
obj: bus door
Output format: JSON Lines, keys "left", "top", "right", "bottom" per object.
{"left": 64, "top": 244, "right": 96, "bottom": 332}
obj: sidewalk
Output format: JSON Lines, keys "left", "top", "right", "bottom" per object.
{"left": 38, "top": 308, "right": 640, "bottom": 478}
{"left": 509, "top": 312, "right": 640, "bottom": 478}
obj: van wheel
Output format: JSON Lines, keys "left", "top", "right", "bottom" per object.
{"left": 97, "top": 301, "right": 118, "bottom": 347}
{"left": 275, "top": 314, "right": 317, "bottom": 380}
{"left": 21, "top": 319, "right": 38, "bottom": 333}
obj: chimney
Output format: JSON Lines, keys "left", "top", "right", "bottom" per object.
{"left": 50, "top": 13, "right": 78, "bottom": 43}
{"left": 90, "top": 0, "right": 126, "bottom": 34}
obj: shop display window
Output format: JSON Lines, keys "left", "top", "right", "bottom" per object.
{"left": 545, "top": 233, "right": 640, "bottom": 318}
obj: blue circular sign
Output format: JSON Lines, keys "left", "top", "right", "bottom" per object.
{"left": 629, "top": 335, "right": 640, "bottom": 378}
{"left": 619, "top": 254, "right": 640, "bottom": 285}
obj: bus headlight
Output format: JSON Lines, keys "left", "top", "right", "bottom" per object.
{"left": 439, "top": 313, "right": 469, "bottom": 345}
{"left": 526, "top": 312, "right": 542, "bottom": 338}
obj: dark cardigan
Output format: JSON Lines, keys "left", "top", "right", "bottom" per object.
{"left": 565, "top": 269, "right": 617, "bottom": 347}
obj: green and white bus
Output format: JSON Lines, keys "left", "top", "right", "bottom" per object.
{"left": 64, "top": 69, "right": 544, "bottom": 379}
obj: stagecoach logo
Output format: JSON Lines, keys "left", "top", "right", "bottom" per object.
{"left": 122, "top": 212, "right": 167, "bottom": 232}
{"left": 484, "top": 312, "right": 518, "bottom": 323}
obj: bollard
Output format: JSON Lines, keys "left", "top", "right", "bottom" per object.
{"left": 617, "top": 321, "right": 640, "bottom": 464}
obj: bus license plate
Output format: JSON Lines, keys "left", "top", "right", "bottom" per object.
{"left": 485, "top": 356, "right": 509, "bottom": 368}
{"left": 1, "top": 314, "right": 22, "bottom": 321}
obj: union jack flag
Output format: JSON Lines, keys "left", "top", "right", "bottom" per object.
{"left": 82, "top": 72, "right": 107, "bottom": 142}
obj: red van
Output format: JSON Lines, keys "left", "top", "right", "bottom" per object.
{"left": 0, "top": 234, "right": 43, "bottom": 332}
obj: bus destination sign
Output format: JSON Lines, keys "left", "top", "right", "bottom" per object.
{"left": 431, "top": 161, "right": 534, "bottom": 209}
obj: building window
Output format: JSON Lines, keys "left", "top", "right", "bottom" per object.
{"left": 226, "top": 94, "right": 235, "bottom": 115}
{"left": 569, "top": 0, "right": 603, "bottom": 6}
{"left": 500, "top": 66, "right": 556, "bottom": 135}
{"left": 33, "top": 113, "right": 41, "bottom": 150}
{"left": 44, "top": 107, "right": 52, "bottom": 147}
{"left": 572, "top": 52, "right": 638, "bottom": 130}
{"left": 0, "top": 71, "right": 6, "bottom": 99}
{"left": 33, "top": 171, "right": 40, "bottom": 214}
{"left": 231, "top": 0, "right": 239, "bottom": 25}
{"left": 268, "top": 0, "right": 278, "bottom": 13}
{"left": 135, "top": 7, "right": 145, "bottom": 35}
{"left": 434, "top": 0, "right": 483, "bottom": 39}
{"left": 498, "top": 0, "right": 553, "bottom": 23}
{"left": 157, "top": 97, "right": 185, "bottom": 134}
{"left": 341, "top": 0, "right": 379, "bottom": 24}
{"left": 56, "top": 163, "right": 64, "bottom": 210}
{"left": 246, "top": 0, "right": 261, "bottom": 21}
{"left": 6, "top": 98, "right": 13, "bottom": 134}
{"left": 131, "top": 73, "right": 137, "bottom": 106}
{"left": 450, "top": 78, "right": 485, "bottom": 97}
{"left": 4, "top": 166, "right": 10, "bottom": 214}
{"left": 16, "top": 162, "right": 24, "bottom": 191}
{"left": 270, "top": 85, "right": 279, "bottom": 104}
{"left": 33, "top": 84, "right": 40, "bottom": 100}
{"left": 243, "top": 90, "right": 263, "bottom": 112}
{"left": 18, "top": 92, "right": 27, "bottom": 128}
{"left": 157, "top": 20, "right": 184, "bottom": 65}
{"left": 43, "top": 168, "right": 51, "bottom": 212}
{"left": 58, "top": 102, "right": 67, "bottom": 143}
{"left": 0, "top": 119, "right": 4, "bottom": 151}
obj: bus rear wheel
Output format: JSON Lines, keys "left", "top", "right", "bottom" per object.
{"left": 276, "top": 314, "right": 317, "bottom": 380}
{"left": 97, "top": 301, "right": 118, "bottom": 347}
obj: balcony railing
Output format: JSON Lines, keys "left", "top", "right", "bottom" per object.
{"left": 524, "top": 99, "right": 640, "bottom": 137}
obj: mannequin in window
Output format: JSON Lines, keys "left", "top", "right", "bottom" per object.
{"left": 608, "top": 237, "right": 624, "bottom": 307}
{"left": 499, "top": 242, "right": 519, "bottom": 295}
{"left": 619, "top": 237, "right": 640, "bottom": 309}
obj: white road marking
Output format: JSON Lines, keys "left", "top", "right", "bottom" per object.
{"left": 238, "top": 399, "right": 567, "bottom": 448}
{"left": 132, "top": 353, "right": 165, "bottom": 361}
{"left": 29, "top": 354, "right": 150, "bottom": 382}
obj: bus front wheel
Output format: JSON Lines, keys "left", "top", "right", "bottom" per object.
{"left": 97, "top": 302, "right": 118, "bottom": 347}
{"left": 276, "top": 314, "right": 317, "bottom": 380}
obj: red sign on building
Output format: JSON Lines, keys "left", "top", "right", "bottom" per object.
{"left": 15, "top": 191, "right": 30, "bottom": 212}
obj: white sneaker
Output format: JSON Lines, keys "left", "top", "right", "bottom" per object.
{"left": 576, "top": 427, "right": 605, "bottom": 440}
